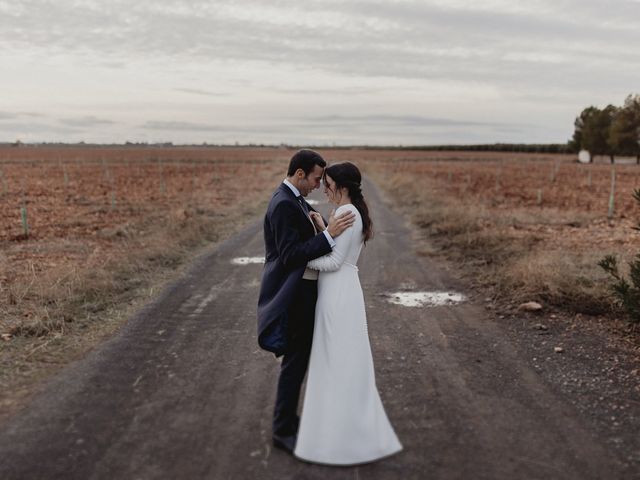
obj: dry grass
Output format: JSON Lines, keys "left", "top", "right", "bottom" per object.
{"left": 366, "top": 168, "right": 622, "bottom": 316}
{"left": 0, "top": 199, "right": 275, "bottom": 406}
{"left": 2, "top": 205, "right": 240, "bottom": 336}
{"left": 1, "top": 147, "right": 288, "bottom": 338}
{"left": 499, "top": 250, "right": 614, "bottom": 313}
{"left": 0, "top": 146, "right": 290, "bottom": 418}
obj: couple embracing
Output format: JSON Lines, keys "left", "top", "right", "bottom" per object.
{"left": 257, "top": 149, "right": 402, "bottom": 466}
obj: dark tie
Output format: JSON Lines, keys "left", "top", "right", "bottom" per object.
{"left": 297, "top": 196, "right": 317, "bottom": 233}
{"left": 297, "top": 196, "right": 310, "bottom": 215}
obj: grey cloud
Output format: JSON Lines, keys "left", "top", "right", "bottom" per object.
{"left": 0, "top": 111, "right": 44, "bottom": 120}
{"left": 59, "top": 116, "right": 116, "bottom": 127}
{"left": 297, "top": 114, "right": 534, "bottom": 129}
{"left": 174, "top": 88, "right": 228, "bottom": 97}
{"left": 274, "top": 87, "right": 384, "bottom": 96}
{"left": 132, "top": 111, "right": 563, "bottom": 145}
{"left": 3, "top": 1, "right": 638, "bottom": 93}
{"left": 0, "top": 121, "right": 82, "bottom": 135}
{"left": 142, "top": 121, "right": 225, "bottom": 131}
{"left": 1, "top": 0, "right": 637, "bottom": 145}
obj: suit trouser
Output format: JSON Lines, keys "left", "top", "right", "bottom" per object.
{"left": 273, "top": 279, "right": 317, "bottom": 437}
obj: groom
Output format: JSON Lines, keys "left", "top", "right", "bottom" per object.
{"left": 257, "top": 149, "right": 355, "bottom": 453}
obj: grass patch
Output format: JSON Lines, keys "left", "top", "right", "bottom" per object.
{"left": 369, "top": 172, "right": 618, "bottom": 316}
{"left": 2, "top": 205, "right": 238, "bottom": 338}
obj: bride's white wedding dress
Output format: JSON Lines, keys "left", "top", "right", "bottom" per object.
{"left": 294, "top": 204, "right": 402, "bottom": 465}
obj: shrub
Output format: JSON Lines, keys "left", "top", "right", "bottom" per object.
{"left": 598, "top": 188, "right": 640, "bottom": 323}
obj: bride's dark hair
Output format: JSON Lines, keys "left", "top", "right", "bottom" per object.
{"left": 324, "top": 162, "right": 373, "bottom": 244}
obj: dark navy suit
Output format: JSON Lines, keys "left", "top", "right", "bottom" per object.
{"left": 257, "top": 182, "right": 332, "bottom": 436}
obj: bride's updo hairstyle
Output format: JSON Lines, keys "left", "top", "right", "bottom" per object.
{"left": 324, "top": 162, "right": 373, "bottom": 244}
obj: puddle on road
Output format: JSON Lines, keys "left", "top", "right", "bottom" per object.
{"left": 386, "top": 291, "right": 466, "bottom": 307}
{"left": 231, "top": 257, "right": 265, "bottom": 265}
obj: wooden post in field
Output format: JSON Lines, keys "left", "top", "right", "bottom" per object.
{"left": 20, "top": 205, "right": 29, "bottom": 238}
{"left": 102, "top": 156, "right": 109, "bottom": 181}
{"left": 62, "top": 163, "right": 69, "bottom": 188}
{"left": 537, "top": 188, "right": 543, "bottom": 206}
{"left": 608, "top": 166, "right": 616, "bottom": 220}
{"left": 462, "top": 173, "right": 471, "bottom": 194}
{"left": 158, "top": 158, "right": 166, "bottom": 195}
{"left": 110, "top": 169, "right": 117, "bottom": 211}
{"left": 191, "top": 160, "right": 197, "bottom": 202}
{"left": 109, "top": 164, "right": 117, "bottom": 211}
{"left": 550, "top": 161, "right": 557, "bottom": 183}
{"left": 494, "top": 163, "right": 501, "bottom": 193}
{"left": 0, "top": 168, "right": 6, "bottom": 195}
{"left": 20, "top": 180, "right": 28, "bottom": 238}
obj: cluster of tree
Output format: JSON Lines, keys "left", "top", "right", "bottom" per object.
{"left": 570, "top": 94, "right": 640, "bottom": 163}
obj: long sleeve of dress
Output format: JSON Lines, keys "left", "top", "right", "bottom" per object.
{"left": 307, "top": 206, "right": 357, "bottom": 272}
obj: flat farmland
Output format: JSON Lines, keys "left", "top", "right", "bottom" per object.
{"left": 2, "top": 147, "right": 637, "bottom": 338}
{"left": 0, "top": 146, "right": 290, "bottom": 417}
{"left": 354, "top": 151, "right": 639, "bottom": 337}
{"left": 1, "top": 147, "right": 290, "bottom": 334}
{"left": 358, "top": 152, "right": 638, "bottom": 253}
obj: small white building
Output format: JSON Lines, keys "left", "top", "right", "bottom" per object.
{"left": 578, "top": 150, "right": 591, "bottom": 163}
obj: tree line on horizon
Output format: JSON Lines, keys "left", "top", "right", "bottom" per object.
{"left": 569, "top": 94, "right": 640, "bottom": 163}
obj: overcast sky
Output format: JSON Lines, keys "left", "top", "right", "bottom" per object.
{"left": 1, "top": 0, "right": 639, "bottom": 145}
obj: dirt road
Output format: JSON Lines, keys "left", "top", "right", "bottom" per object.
{"left": 0, "top": 179, "right": 635, "bottom": 479}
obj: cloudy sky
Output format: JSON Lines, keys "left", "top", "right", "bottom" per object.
{"left": 1, "top": 0, "right": 639, "bottom": 145}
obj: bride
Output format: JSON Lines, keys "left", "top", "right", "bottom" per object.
{"left": 294, "top": 162, "right": 402, "bottom": 465}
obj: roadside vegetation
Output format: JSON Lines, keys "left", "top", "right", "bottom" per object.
{"left": 361, "top": 152, "right": 636, "bottom": 332}
{"left": 0, "top": 147, "right": 286, "bottom": 418}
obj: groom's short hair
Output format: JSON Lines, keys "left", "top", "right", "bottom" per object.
{"left": 287, "top": 149, "right": 326, "bottom": 176}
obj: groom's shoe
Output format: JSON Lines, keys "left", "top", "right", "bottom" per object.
{"left": 272, "top": 433, "right": 296, "bottom": 454}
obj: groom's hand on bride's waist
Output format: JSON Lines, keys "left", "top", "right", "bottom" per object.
{"left": 327, "top": 209, "right": 356, "bottom": 238}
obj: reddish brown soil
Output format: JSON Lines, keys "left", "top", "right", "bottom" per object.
{"left": 0, "top": 146, "right": 294, "bottom": 243}
{"left": 0, "top": 146, "right": 292, "bottom": 334}
{"left": 353, "top": 151, "right": 640, "bottom": 256}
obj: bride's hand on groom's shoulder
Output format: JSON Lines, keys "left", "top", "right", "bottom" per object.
{"left": 327, "top": 209, "right": 356, "bottom": 237}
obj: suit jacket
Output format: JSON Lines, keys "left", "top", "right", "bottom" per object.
{"left": 257, "top": 183, "right": 332, "bottom": 357}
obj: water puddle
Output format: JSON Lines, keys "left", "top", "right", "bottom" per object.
{"left": 386, "top": 291, "right": 466, "bottom": 307}
{"left": 231, "top": 257, "right": 265, "bottom": 265}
